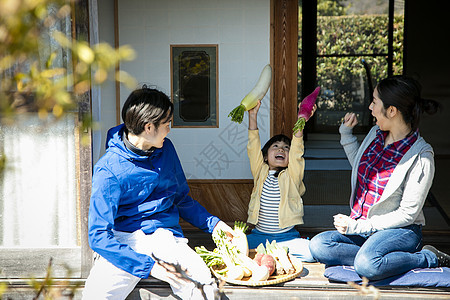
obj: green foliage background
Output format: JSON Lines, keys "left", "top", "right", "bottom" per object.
{"left": 299, "top": 14, "right": 404, "bottom": 130}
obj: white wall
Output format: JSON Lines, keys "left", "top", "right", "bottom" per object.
{"left": 92, "top": 0, "right": 119, "bottom": 163}
{"left": 95, "top": 0, "right": 271, "bottom": 179}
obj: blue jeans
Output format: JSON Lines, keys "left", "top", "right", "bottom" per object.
{"left": 247, "top": 228, "right": 316, "bottom": 262}
{"left": 309, "top": 225, "right": 439, "bottom": 280}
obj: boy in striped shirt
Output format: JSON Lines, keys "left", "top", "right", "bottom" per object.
{"left": 245, "top": 100, "right": 316, "bottom": 262}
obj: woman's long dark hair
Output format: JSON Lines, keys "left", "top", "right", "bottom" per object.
{"left": 261, "top": 134, "right": 291, "bottom": 177}
{"left": 376, "top": 75, "right": 442, "bottom": 131}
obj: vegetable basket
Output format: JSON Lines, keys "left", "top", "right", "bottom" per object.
{"left": 210, "top": 250, "right": 303, "bottom": 287}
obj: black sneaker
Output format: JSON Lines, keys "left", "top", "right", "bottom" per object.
{"left": 423, "top": 245, "right": 450, "bottom": 267}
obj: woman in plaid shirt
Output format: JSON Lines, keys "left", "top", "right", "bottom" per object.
{"left": 309, "top": 75, "right": 449, "bottom": 280}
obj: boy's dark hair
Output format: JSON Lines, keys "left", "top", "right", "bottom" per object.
{"left": 121, "top": 87, "right": 174, "bottom": 135}
{"left": 377, "top": 75, "right": 441, "bottom": 131}
{"left": 261, "top": 134, "right": 291, "bottom": 177}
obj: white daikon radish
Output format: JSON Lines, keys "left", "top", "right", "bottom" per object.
{"left": 228, "top": 64, "right": 272, "bottom": 124}
{"left": 232, "top": 221, "right": 249, "bottom": 256}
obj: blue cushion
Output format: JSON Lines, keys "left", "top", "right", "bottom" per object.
{"left": 324, "top": 266, "right": 450, "bottom": 288}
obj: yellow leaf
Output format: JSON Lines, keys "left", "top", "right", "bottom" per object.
{"left": 16, "top": 80, "right": 24, "bottom": 91}
{"left": 74, "top": 80, "right": 90, "bottom": 94}
{"left": 0, "top": 25, "right": 7, "bottom": 43}
{"left": 52, "top": 31, "right": 72, "bottom": 49}
{"left": 0, "top": 55, "right": 14, "bottom": 72}
{"left": 57, "top": 4, "right": 71, "bottom": 18}
{"left": 35, "top": 3, "right": 49, "bottom": 20}
{"left": 38, "top": 108, "right": 48, "bottom": 119}
{"left": 77, "top": 43, "right": 94, "bottom": 64}
{"left": 46, "top": 52, "right": 57, "bottom": 68}
{"left": 115, "top": 70, "right": 137, "bottom": 89}
{"left": 94, "top": 43, "right": 114, "bottom": 53}
{"left": 94, "top": 68, "right": 108, "bottom": 84}
{"left": 118, "top": 45, "right": 136, "bottom": 60}
{"left": 41, "top": 68, "right": 66, "bottom": 78}
{"left": 75, "top": 61, "right": 89, "bottom": 75}
{"left": 0, "top": 281, "right": 8, "bottom": 295}
{"left": 0, "top": 0, "right": 20, "bottom": 16}
{"left": 52, "top": 104, "right": 63, "bottom": 117}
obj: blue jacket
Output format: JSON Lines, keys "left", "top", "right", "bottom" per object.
{"left": 88, "top": 124, "right": 220, "bottom": 278}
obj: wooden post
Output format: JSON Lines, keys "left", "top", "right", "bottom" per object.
{"left": 271, "top": 0, "right": 299, "bottom": 137}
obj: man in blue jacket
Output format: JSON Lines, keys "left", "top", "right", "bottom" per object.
{"left": 83, "top": 87, "right": 233, "bottom": 299}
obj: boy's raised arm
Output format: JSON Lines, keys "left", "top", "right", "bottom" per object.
{"left": 248, "top": 100, "right": 261, "bottom": 130}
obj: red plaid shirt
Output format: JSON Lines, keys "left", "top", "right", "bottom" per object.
{"left": 350, "top": 129, "right": 418, "bottom": 220}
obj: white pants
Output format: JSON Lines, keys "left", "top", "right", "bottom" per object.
{"left": 82, "top": 228, "right": 217, "bottom": 300}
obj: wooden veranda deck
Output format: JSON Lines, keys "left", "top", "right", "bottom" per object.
{"left": 3, "top": 262, "right": 449, "bottom": 300}
{"left": 3, "top": 226, "right": 448, "bottom": 299}
{"left": 125, "top": 262, "right": 450, "bottom": 300}
{"left": 122, "top": 227, "right": 450, "bottom": 300}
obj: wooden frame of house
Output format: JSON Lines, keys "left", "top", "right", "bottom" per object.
{"left": 1, "top": 0, "right": 449, "bottom": 298}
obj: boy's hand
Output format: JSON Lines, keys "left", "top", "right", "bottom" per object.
{"left": 248, "top": 100, "right": 261, "bottom": 118}
{"left": 293, "top": 104, "right": 317, "bottom": 138}
{"left": 304, "top": 104, "right": 317, "bottom": 122}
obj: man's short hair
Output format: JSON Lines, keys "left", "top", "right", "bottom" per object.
{"left": 121, "top": 87, "right": 174, "bottom": 135}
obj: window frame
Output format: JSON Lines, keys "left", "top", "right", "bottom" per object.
{"left": 170, "top": 44, "right": 219, "bottom": 128}
{"left": 0, "top": 0, "right": 93, "bottom": 279}
{"left": 299, "top": 0, "right": 400, "bottom": 135}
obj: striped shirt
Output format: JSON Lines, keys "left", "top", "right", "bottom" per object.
{"left": 256, "top": 170, "right": 294, "bottom": 233}
{"left": 350, "top": 129, "right": 418, "bottom": 220}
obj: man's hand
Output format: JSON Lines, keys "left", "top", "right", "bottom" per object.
{"left": 150, "top": 261, "right": 189, "bottom": 289}
{"left": 212, "top": 221, "right": 235, "bottom": 240}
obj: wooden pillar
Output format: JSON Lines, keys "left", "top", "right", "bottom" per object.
{"left": 271, "top": 0, "right": 298, "bottom": 136}
{"left": 73, "top": 0, "right": 94, "bottom": 277}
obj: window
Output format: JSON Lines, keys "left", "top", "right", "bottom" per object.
{"left": 299, "top": 0, "right": 404, "bottom": 134}
{"left": 0, "top": 0, "right": 91, "bottom": 278}
{"left": 170, "top": 45, "right": 218, "bottom": 128}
